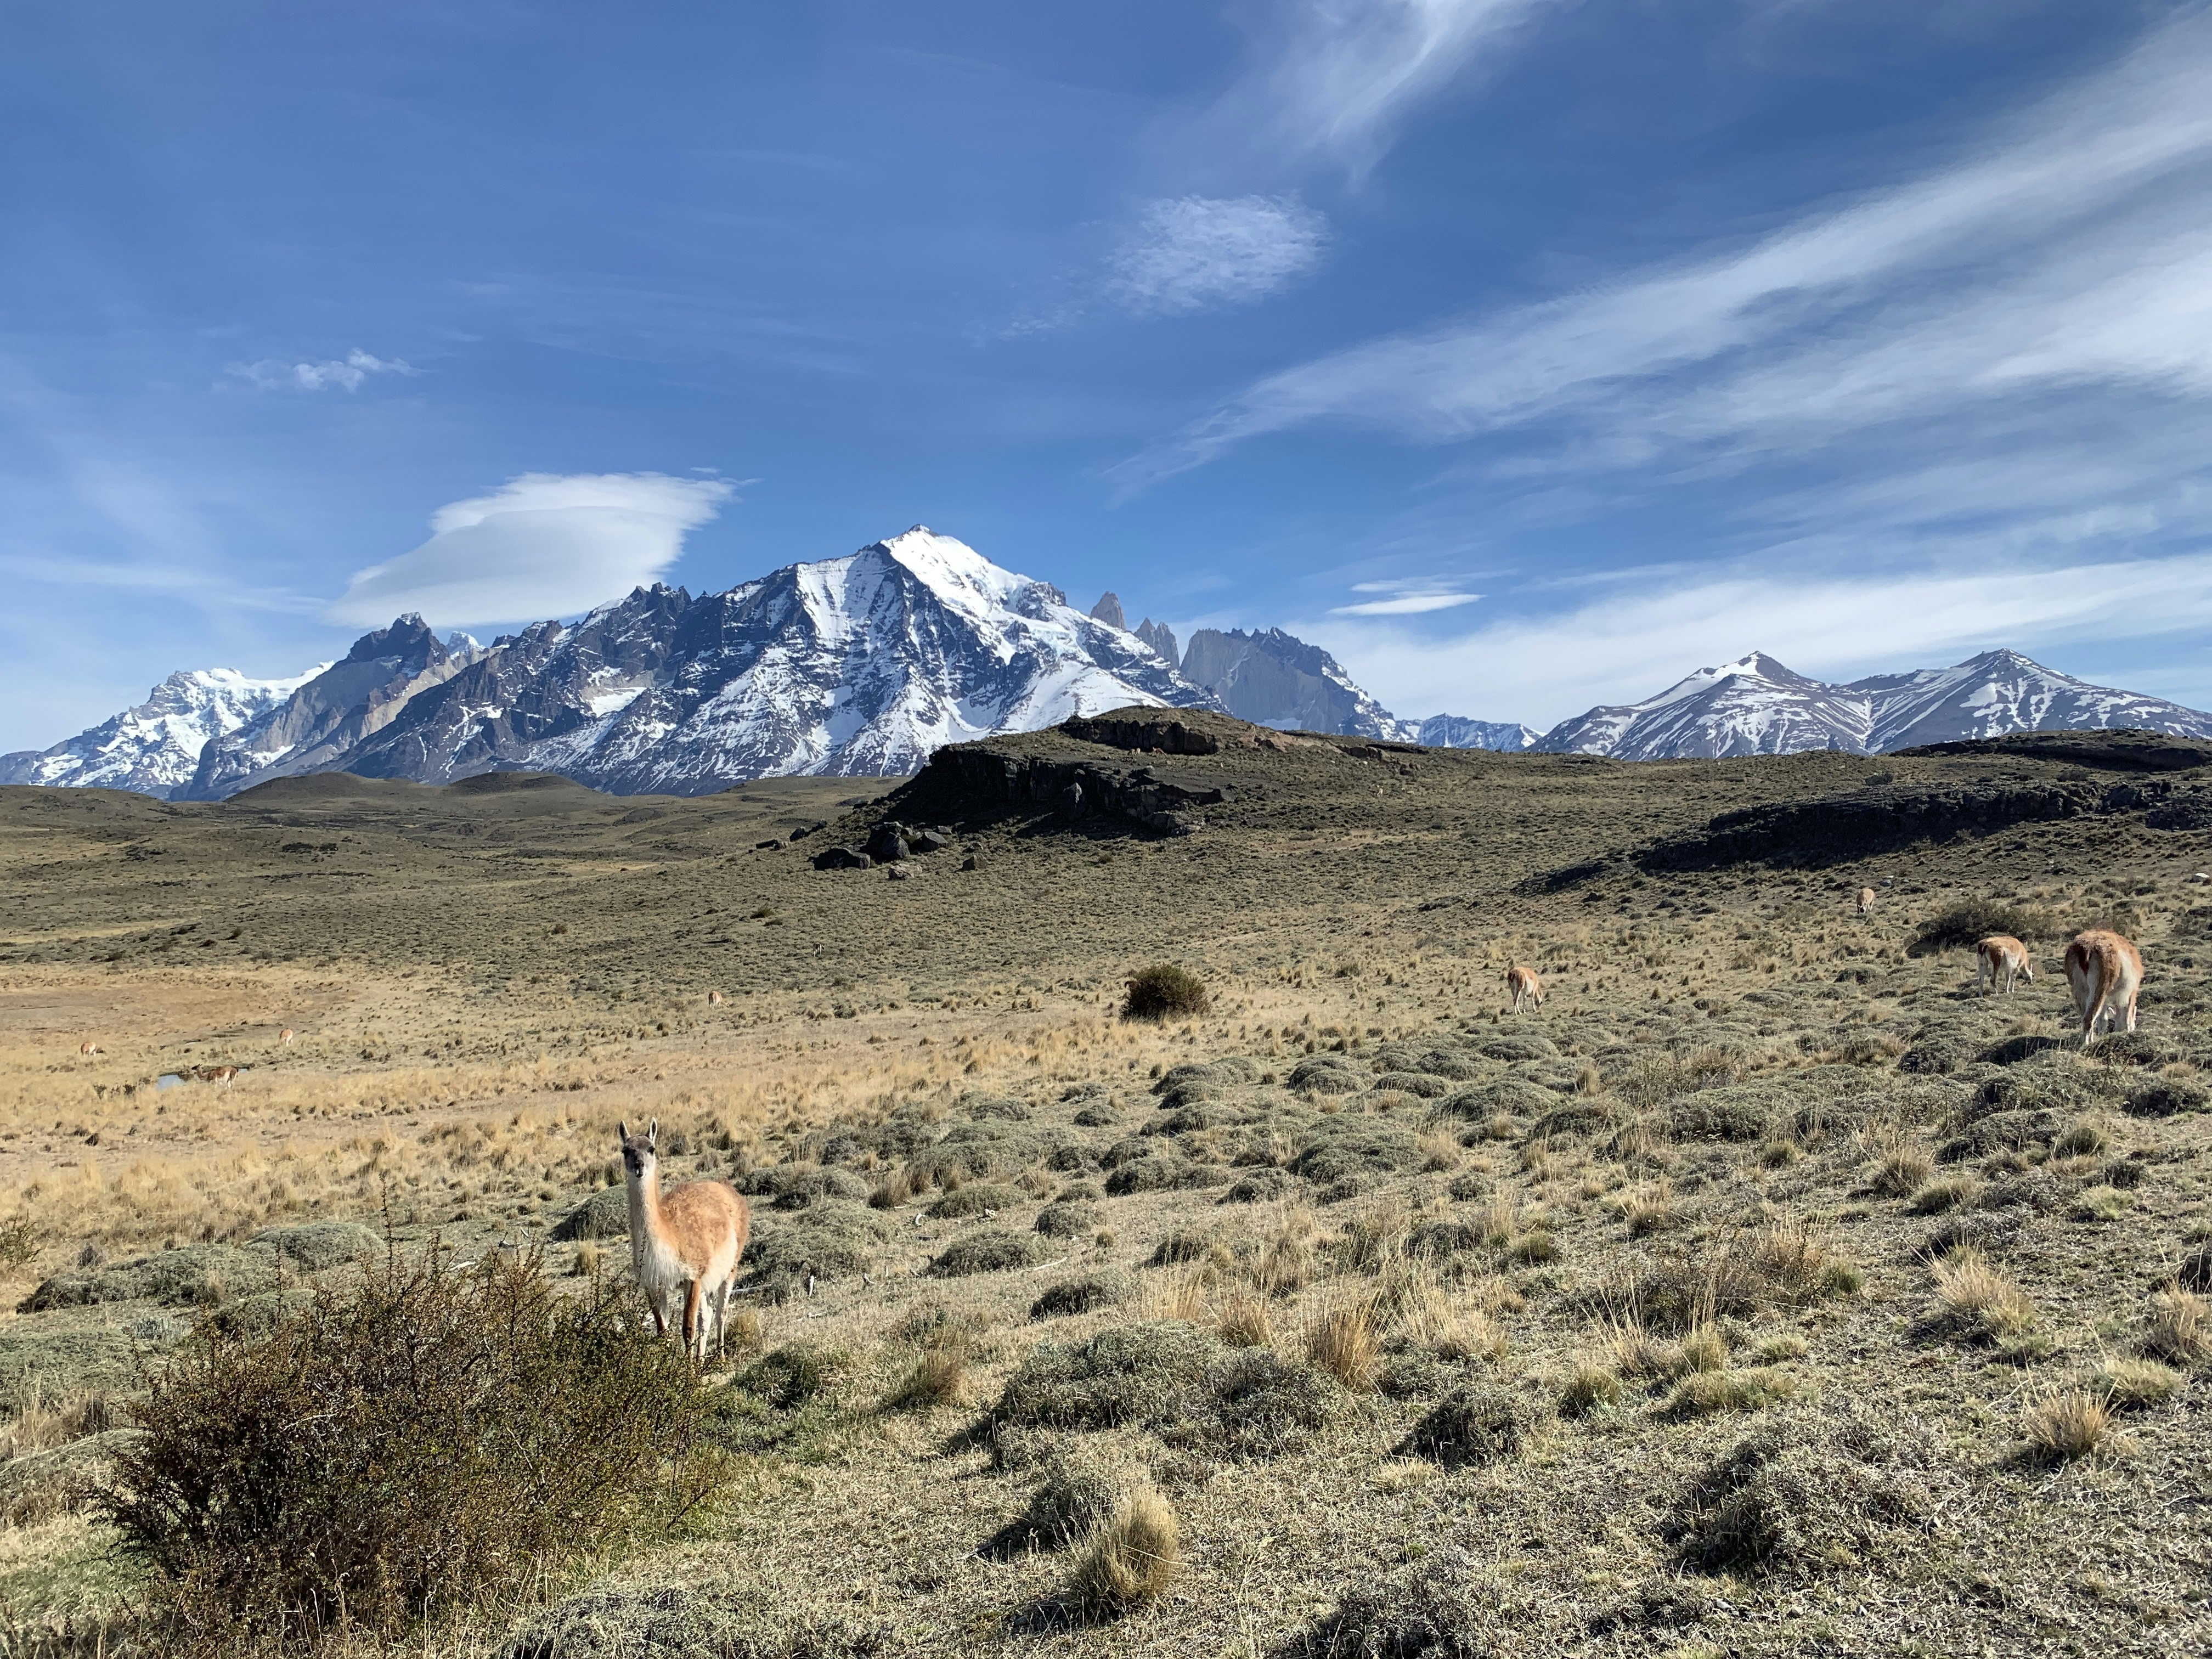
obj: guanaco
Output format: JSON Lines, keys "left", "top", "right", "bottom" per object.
{"left": 78, "top": 1040, "right": 102, "bottom": 1057}
{"left": 278, "top": 1027, "right": 295, "bottom": 1045}
{"left": 194, "top": 1065, "right": 240, "bottom": 1088}
{"left": 619, "top": 1119, "right": 749, "bottom": 1363}
{"left": 707, "top": 990, "right": 725, "bottom": 1006}
{"left": 1506, "top": 963, "right": 1544, "bottom": 1014}
{"left": 2063, "top": 929, "right": 2143, "bottom": 1048}
{"left": 1857, "top": 887, "right": 1876, "bottom": 916}
{"left": 1976, "top": 935, "right": 2033, "bottom": 995}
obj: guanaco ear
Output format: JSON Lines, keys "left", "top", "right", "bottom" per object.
{"left": 618, "top": 1120, "right": 631, "bottom": 1143}
{"left": 647, "top": 1118, "right": 659, "bottom": 1148}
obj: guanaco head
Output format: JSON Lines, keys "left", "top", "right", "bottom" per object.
{"left": 617, "top": 1118, "right": 661, "bottom": 1184}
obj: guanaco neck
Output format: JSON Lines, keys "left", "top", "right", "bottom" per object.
{"left": 627, "top": 1162, "right": 673, "bottom": 1262}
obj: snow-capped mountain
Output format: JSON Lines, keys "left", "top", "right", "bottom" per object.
{"left": 1534, "top": 648, "right": 2212, "bottom": 760}
{"left": 1854, "top": 648, "right": 2212, "bottom": 751}
{"left": 180, "top": 618, "right": 487, "bottom": 799}
{"left": 1410, "top": 715, "right": 1539, "bottom": 752}
{"left": 156, "top": 529, "right": 1215, "bottom": 798}
{"left": 0, "top": 664, "right": 328, "bottom": 799}
{"left": 1178, "top": 627, "right": 1404, "bottom": 740}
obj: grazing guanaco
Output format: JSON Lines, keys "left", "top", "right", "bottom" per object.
{"left": 194, "top": 1065, "right": 240, "bottom": 1088}
{"left": 78, "top": 1041, "right": 102, "bottom": 1057}
{"left": 2063, "top": 929, "right": 2143, "bottom": 1048}
{"left": 1857, "top": 887, "right": 1876, "bottom": 916}
{"left": 1506, "top": 963, "right": 1544, "bottom": 1014}
{"left": 278, "top": 1027, "right": 295, "bottom": 1045}
{"left": 707, "top": 990, "right": 725, "bottom": 1006}
{"left": 1976, "top": 935, "right": 2033, "bottom": 995}
{"left": 618, "top": 1119, "right": 749, "bottom": 1363}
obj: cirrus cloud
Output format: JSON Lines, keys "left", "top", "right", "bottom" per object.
{"left": 1104, "top": 195, "right": 1330, "bottom": 316}
{"left": 326, "top": 471, "right": 734, "bottom": 628}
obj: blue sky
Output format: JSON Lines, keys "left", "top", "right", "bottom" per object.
{"left": 7, "top": 0, "right": 2212, "bottom": 751}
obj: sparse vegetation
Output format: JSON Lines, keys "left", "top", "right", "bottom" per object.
{"left": 2, "top": 714, "right": 2205, "bottom": 1657}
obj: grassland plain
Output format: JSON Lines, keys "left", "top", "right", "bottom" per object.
{"left": 0, "top": 714, "right": 2207, "bottom": 1655}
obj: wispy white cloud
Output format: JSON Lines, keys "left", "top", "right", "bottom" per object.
{"left": 1104, "top": 195, "right": 1330, "bottom": 315}
{"left": 327, "top": 472, "right": 735, "bottom": 628}
{"left": 1125, "top": 7, "right": 2212, "bottom": 484}
{"left": 1310, "top": 549, "right": 2212, "bottom": 729}
{"left": 1207, "top": 0, "right": 1558, "bottom": 177}
{"left": 225, "top": 348, "right": 415, "bottom": 393}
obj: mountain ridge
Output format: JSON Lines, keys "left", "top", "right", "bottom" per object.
{"left": 1534, "top": 647, "right": 2212, "bottom": 760}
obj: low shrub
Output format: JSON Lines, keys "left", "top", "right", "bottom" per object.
{"left": 1679, "top": 1409, "right": 1937, "bottom": 1575}
{"left": 927, "top": 1182, "right": 1025, "bottom": 1220}
{"left": 991, "top": 1322, "right": 1215, "bottom": 1431}
{"left": 932, "top": 1229, "right": 1043, "bottom": 1277}
{"left": 1396, "top": 1385, "right": 1536, "bottom": 1469}
{"left": 104, "top": 1246, "right": 720, "bottom": 1644}
{"left": 1121, "top": 965, "right": 1210, "bottom": 1023}
{"left": 1302, "top": 1550, "right": 1506, "bottom": 1658}
{"left": 1659, "top": 1367, "right": 1796, "bottom": 1418}
{"left": 1906, "top": 900, "right": 2060, "bottom": 957}
{"left": 1029, "top": 1273, "right": 1131, "bottom": 1321}
{"left": 1035, "top": 1200, "right": 1099, "bottom": 1238}
{"left": 1176, "top": 1348, "right": 1333, "bottom": 1461}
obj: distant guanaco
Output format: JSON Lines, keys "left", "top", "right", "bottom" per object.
{"left": 707, "top": 990, "right": 725, "bottom": 1006}
{"left": 1857, "top": 887, "right": 1876, "bottom": 916}
{"left": 278, "top": 1027, "right": 295, "bottom": 1045}
{"left": 619, "top": 1119, "right": 749, "bottom": 1363}
{"left": 1976, "top": 935, "right": 2033, "bottom": 996}
{"left": 1506, "top": 963, "right": 1544, "bottom": 1014}
{"left": 193, "top": 1065, "right": 240, "bottom": 1088}
{"left": 78, "top": 1040, "right": 102, "bottom": 1057}
{"left": 2064, "top": 929, "right": 2143, "bottom": 1048}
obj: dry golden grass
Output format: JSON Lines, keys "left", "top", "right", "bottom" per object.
{"left": 1215, "top": 1293, "right": 1274, "bottom": 1349}
{"left": 2023, "top": 1389, "right": 2123, "bottom": 1462}
{"left": 1305, "top": 1295, "right": 1384, "bottom": 1392}
{"left": 1931, "top": 1248, "right": 2039, "bottom": 1341}
{"left": 2144, "top": 1285, "right": 2210, "bottom": 1364}
{"left": 1068, "top": 1485, "right": 1180, "bottom": 1618}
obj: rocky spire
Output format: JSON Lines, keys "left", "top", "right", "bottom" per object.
{"left": 1135, "top": 617, "right": 1179, "bottom": 668}
{"left": 1089, "top": 592, "right": 1127, "bottom": 630}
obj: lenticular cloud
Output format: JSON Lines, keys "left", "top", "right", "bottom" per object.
{"left": 326, "top": 472, "right": 735, "bottom": 628}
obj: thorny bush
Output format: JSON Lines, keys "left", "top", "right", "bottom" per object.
{"left": 104, "top": 1243, "right": 724, "bottom": 1649}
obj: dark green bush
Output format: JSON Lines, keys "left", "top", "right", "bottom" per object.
{"left": 1030, "top": 1272, "right": 1132, "bottom": 1320}
{"left": 104, "top": 1245, "right": 720, "bottom": 1645}
{"left": 931, "top": 1228, "right": 1043, "bottom": 1276}
{"left": 1906, "top": 900, "right": 2060, "bottom": 957}
{"left": 1120, "top": 963, "right": 1211, "bottom": 1022}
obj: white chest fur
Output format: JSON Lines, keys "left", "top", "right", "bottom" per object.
{"left": 626, "top": 1178, "right": 693, "bottom": 1317}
